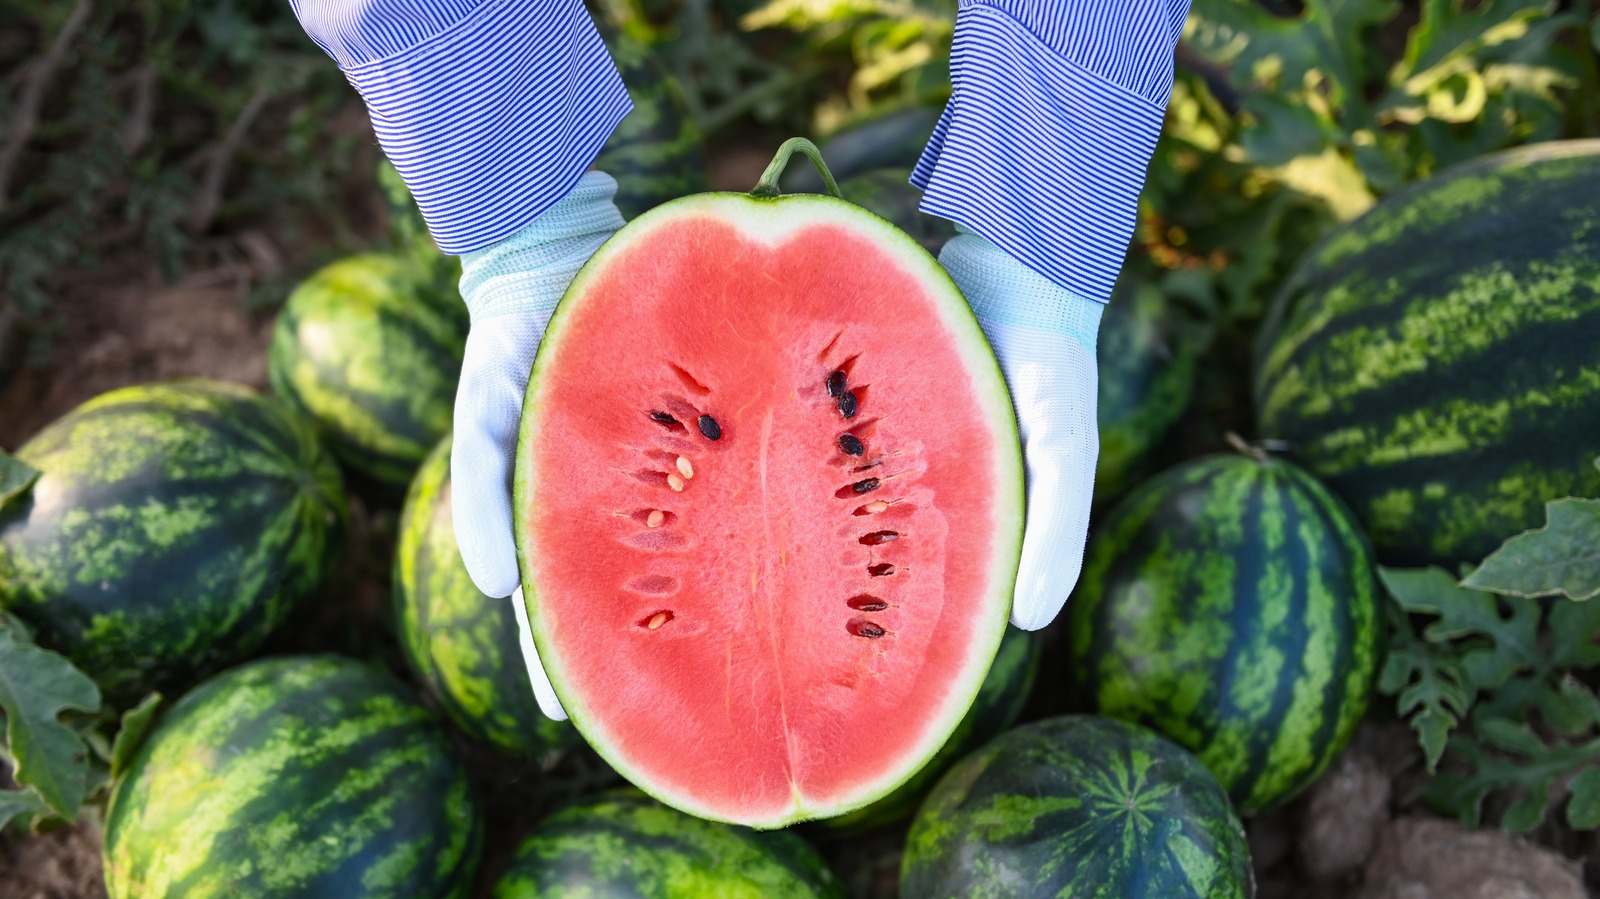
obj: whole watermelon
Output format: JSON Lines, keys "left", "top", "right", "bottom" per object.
{"left": 1096, "top": 274, "right": 1203, "bottom": 501}
{"left": 816, "top": 625, "right": 1039, "bottom": 835}
{"left": 1068, "top": 452, "right": 1380, "bottom": 814}
{"left": 1255, "top": 140, "right": 1600, "bottom": 567}
{"left": 839, "top": 169, "right": 957, "bottom": 255}
{"left": 396, "top": 434, "right": 578, "bottom": 757}
{"left": 492, "top": 790, "right": 846, "bottom": 898}
{"left": 269, "top": 253, "right": 468, "bottom": 487}
{"left": 596, "top": 32, "right": 708, "bottom": 219}
{"left": 104, "top": 655, "right": 482, "bottom": 898}
{"left": 901, "top": 716, "right": 1253, "bottom": 898}
{"left": 0, "top": 380, "right": 346, "bottom": 698}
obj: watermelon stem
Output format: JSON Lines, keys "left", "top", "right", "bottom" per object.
{"left": 1225, "top": 432, "right": 1273, "bottom": 465}
{"left": 752, "top": 138, "right": 841, "bottom": 200}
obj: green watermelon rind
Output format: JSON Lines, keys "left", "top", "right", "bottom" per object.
{"left": 268, "top": 253, "right": 466, "bottom": 487}
{"left": 102, "top": 654, "right": 482, "bottom": 898}
{"left": 490, "top": 789, "right": 846, "bottom": 898}
{"left": 513, "top": 188, "right": 1025, "bottom": 828}
{"left": 1068, "top": 453, "right": 1381, "bottom": 814}
{"left": 394, "top": 434, "right": 577, "bottom": 757}
{"left": 0, "top": 380, "right": 348, "bottom": 699}
{"left": 1254, "top": 139, "right": 1600, "bottom": 567}
{"left": 900, "top": 715, "right": 1254, "bottom": 899}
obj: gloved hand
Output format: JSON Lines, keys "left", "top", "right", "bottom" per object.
{"left": 938, "top": 225, "right": 1101, "bottom": 631}
{"left": 452, "top": 171, "right": 625, "bottom": 722}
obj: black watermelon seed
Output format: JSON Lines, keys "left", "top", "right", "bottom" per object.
{"left": 867, "top": 563, "right": 896, "bottom": 577}
{"left": 849, "top": 619, "right": 887, "bottom": 638}
{"left": 838, "top": 391, "right": 858, "bottom": 419}
{"left": 859, "top": 530, "right": 899, "bottom": 546}
{"left": 826, "top": 370, "right": 847, "bottom": 398}
{"left": 650, "top": 410, "right": 679, "bottom": 426}
{"left": 838, "top": 434, "right": 864, "bottom": 456}
{"left": 851, "top": 477, "right": 881, "bottom": 495}
{"left": 697, "top": 415, "right": 722, "bottom": 440}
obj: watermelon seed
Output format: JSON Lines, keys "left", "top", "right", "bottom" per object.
{"left": 697, "top": 415, "right": 722, "bottom": 440}
{"left": 847, "top": 618, "right": 887, "bottom": 638}
{"left": 675, "top": 456, "right": 694, "bottom": 479}
{"left": 646, "top": 510, "right": 665, "bottom": 528}
{"left": 649, "top": 410, "right": 684, "bottom": 430}
{"left": 851, "top": 477, "right": 881, "bottom": 494}
{"left": 859, "top": 530, "right": 899, "bottom": 546}
{"left": 847, "top": 595, "right": 889, "bottom": 612}
{"left": 826, "top": 370, "right": 847, "bottom": 398}
{"left": 856, "top": 501, "right": 889, "bottom": 515}
{"left": 838, "top": 434, "right": 864, "bottom": 456}
{"left": 667, "top": 473, "right": 686, "bottom": 492}
{"left": 838, "top": 391, "right": 858, "bottom": 419}
{"left": 640, "top": 610, "right": 675, "bottom": 630}
{"left": 867, "top": 563, "right": 896, "bottom": 576}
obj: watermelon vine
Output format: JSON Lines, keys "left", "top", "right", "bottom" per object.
{"left": 1380, "top": 458, "right": 1600, "bottom": 832}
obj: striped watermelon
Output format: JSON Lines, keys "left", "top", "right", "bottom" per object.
{"left": 901, "top": 715, "right": 1253, "bottom": 898}
{"left": 103, "top": 655, "right": 482, "bottom": 898}
{"left": 0, "top": 380, "right": 346, "bottom": 698}
{"left": 1068, "top": 452, "right": 1380, "bottom": 814}
{"left": 1096, "top": 274, "right": 1202, "bottom": 501}
{"left": 816, "top": 625, "right": 1039, "bottom": 835}
{"left": 1255, "top": 140, "right": 1600, "bottom": 567}
{"left": 492, "top": 790, "right": 845, "bottom": 898}
{"left": 269, "top": 253, "right": 468, "bottom": 487}
{"left": 396, "top": 435, "right": 578, "bottom": 757}
{"left": 597, "top": 33, "right": 708, "bottom": 220}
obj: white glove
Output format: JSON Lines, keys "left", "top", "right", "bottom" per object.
{"left": 938, "top": 225, "right": 1102, "bottom": 631}
{"left": 452, "top": 171, "right": 625, "bottom": 721}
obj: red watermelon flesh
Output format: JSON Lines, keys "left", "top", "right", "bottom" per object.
{"left": 515, "top": 190, "right": 1022, "bottom": 827}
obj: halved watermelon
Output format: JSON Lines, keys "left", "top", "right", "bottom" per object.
{"left": 513, "top": 141, "right": 1023, "bottom": 828}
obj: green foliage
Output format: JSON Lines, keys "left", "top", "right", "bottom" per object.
{"left": 0, "top": 612, "right": 100, "bottom": 824}
{"left": 109, "top": 694, "right": 162, "bottom": 781}
{"left": 1377, "top": 589, "right": 1473, "bottom": 769}
{"left": 1, "top": 0, "right": 368, "bottom": 345}
{"left": 1380, "top": 479, "right": 1600, "bottom": 832}
{"left": 1185, "top": 0, "right": 1595, "bottom": 215}
{"left": 0, "top": 451, "right": 40, "bottom": 509}
{"left": 1462, "top": 499, "right": 1600, "bottom": 600}
{"left": 740, "top": 0, "right": 954, "bottom": 131}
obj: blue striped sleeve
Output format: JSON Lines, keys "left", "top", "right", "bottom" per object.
{"left": 912, "top": 0, "right": 1191, "bottom": 304}
{"left": 288, "top": 0, "right": 631, "bottom": 255}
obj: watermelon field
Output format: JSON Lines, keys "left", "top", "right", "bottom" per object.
{"left": 2, "top": 0, "right": 1600, "bottom": 896}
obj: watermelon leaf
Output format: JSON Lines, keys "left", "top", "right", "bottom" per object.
{"left": 0, "top": 450, "right": 39, "bottom": 510}
{"left": 0, "top": 621, "right": 102, "bottom": 819}
{"left": 1462, "top": 499, "right": 1600, "bottom": 601}
{"left": 1378, "top": 602, "right": 1472, "bottom": 770}
{"left": 1425, "top": 706, "right": 1600, "bottom": 832}
{"left": 110, "top": 694, "right": 163, "bottom": 780}
{"left": 1379, "top": 566, "right": 1540, "bottom": 690}
{"left": 1566, "top": 766, "right": 1600, "bottom": 829}
{"left": 0, "top": 788, "right": 47, "bottom": 832}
